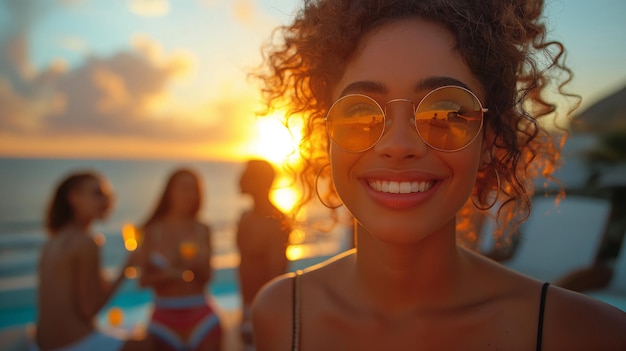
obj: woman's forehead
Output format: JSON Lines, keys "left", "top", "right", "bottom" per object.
{"left": 333, "top": 19, "right": 482, "bottom": 100}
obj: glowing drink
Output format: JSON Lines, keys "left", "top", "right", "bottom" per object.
{"left": 179, "top": 241, "right": 198, "bottom": 260}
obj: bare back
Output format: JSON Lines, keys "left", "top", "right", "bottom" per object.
{"left": 36, "top": 231, "right": 101, "bottom": 349}
{"left": 237, "top": 208, "right": 290, "bottom": 306}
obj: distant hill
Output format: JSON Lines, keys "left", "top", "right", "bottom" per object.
{"left": 570, "top": 85, "right": 626, "bottom": 133}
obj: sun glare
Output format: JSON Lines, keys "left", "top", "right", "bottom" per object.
{"left": 250, "top": 113, "right": 301, "bottom": 166}
{"left": 245, "top": 112, "right": 304, "bottom": 214}
{"left": 271, "top": 179, "right": 299, "bottom": 213}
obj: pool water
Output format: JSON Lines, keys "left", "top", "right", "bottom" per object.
{"left": 0, "top": 255, "right": 334, "bottom": 331}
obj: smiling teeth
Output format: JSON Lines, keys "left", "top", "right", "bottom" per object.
{"left": 369, "top": 180, "right": 434, "bottom": 194}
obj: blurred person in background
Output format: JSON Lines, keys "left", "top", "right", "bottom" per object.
{"left": 35, "top": 171, "right": 144, "bottom": 351}
{"left": 137, "top": 168, "right": 222, "bottom": 351}
{"left": 236, "top": 160, "right": 291, "bottom": 349}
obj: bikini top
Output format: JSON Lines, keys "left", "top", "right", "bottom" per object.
{"left": 147, "top": 223, "right": 207, "bottom": 268}
{"left": 291, "top": 271, "right": 550, "bottom": 351}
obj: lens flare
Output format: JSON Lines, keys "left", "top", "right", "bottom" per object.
{"left": 122, "top": 223, "right": 141, "bottom": 251}
{"left": 124, "top": 266, "right": 138, "bottom": 279}
{"left": 179, "top": 241, "right": 198, "bottom": 260}
{"left": 182, "top": 270, "right": 195, "bottom": 282}
{"left": 107, "top": 307, "right": 123, "bottom": 327}
{"left": 286, "top": 244, "right": 304, "bottom": 261}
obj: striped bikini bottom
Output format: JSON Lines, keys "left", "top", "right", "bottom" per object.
{"left": 148, "top": 294, "right": 222, "bottom": 351}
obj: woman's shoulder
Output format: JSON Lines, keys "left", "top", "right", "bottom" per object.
{"left": 253, "top": 271, "right": 297, "bottom": 310}
{"left": 253, "top": 252, "right": 354, "bottom": 314}
{"left": 542, "top": 284, "right": 626, "bottom": 350}
{"left": 251, "top": 271, "right": 298, "bottom": 350}
{"left": 54, "top": 228, "right": 97, "bottom": 250}
{"left": 252, "top": 251, "right": 355, "bottom": 347}
{"left": 465, "top": 250, "right": 626, "bottom": 349}
{"left": 42, "top": 231, "right": 99, "bottom": 268}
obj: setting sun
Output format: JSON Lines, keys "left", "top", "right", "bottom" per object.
{"left": 249, "top": 113, "right": 301, "bottom": 166}
{"left": 271, "top": 177, "right": 300, "bottom": 214}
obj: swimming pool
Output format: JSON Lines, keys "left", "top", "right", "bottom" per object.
{"left": 0, "top": 253, "right": 335, "bottom": 331}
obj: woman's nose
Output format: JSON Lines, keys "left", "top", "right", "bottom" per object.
{"left": 373, "top": 101, "right": 428, "bottom": 160}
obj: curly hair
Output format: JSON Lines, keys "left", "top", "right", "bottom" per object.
{"left": 252, "top": 0, "right": 578, "bottom": 248}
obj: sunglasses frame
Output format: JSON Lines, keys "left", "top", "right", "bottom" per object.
{"left": 325, "top": 85, "right": 488, "bottom": 153}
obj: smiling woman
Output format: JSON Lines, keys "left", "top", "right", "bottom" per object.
{"left": 248, "top": 1, "right": 626, "bottom": 350}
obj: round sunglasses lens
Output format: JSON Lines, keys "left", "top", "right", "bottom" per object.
{"left": 327, "top": 95, "right": 385, "bottom": 152}
{"left": 414, "top": 87, "right": 483, "bottom": 151}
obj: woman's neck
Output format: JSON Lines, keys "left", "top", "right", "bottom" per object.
{"left": 65, "top": 219, "right": 91, "bottom": 233}
{"left": 353, "top": 219, "right": 466, "bottom": 313}
{"left": 162, "top": 212, "right": 194, "bottom": 222}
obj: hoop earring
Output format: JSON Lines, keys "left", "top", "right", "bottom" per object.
{"left": 315, "top": 164, "right": 342, "bottom": 209}
{"left": 472, "top": 168, "right": 500, "bottom": 211}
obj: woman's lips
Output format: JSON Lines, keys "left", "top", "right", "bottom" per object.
{"left": 362, "top": 177, "right": 440, "bottom": 209}
{"left": 367, "top": 179, "right": 435, "bottom": 194}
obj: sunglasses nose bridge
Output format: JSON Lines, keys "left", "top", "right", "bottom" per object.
{"left": 384, "top": 98, "right": 416, "bottom": 129}
{"left": 378, "top": 98, "right": 426, "bottom": 147}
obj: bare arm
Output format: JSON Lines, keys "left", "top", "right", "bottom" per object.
{"left": 138, "top": 261, "right": 185, "bottom": 287}
{"left": 267, "top": 225, "right": 290, "bottom": 276}
{"left": 136, "top": 226, "right": 184, "bottom": 287}
{"left": 75, "top": 237, "right": 125, "bottom": 319}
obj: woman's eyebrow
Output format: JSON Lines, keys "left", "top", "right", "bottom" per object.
{"left": 415, "top": 77, "right": 471, "bottom": 92}
{"left": 338, "top": 77, "right": 472, "bottom": 97}
{"left": 338, "top": 81, "right": 387, "bottom": 97}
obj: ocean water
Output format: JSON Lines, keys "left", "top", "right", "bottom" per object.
{"left": 0, "top": 158, "right": 247, "bottom": 237}
{"left": 0, "top": 157, "right": 348, "bottom": 330}
{"left": 1, "top": 135, "right": 624, "bottom": 331}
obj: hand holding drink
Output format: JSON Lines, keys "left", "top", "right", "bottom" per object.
{"left": 122, "top": 223, "right": 143, "bottom": 251}
{"left": 178, "top": 241, "right": 198, "bottom": 282}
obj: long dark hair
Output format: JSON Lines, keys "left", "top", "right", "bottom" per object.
{"left": 142, "top": 168, "right": 203, "bottom": 227}
{"left": 45, "top": 172, "right": 101, "bottom": 235}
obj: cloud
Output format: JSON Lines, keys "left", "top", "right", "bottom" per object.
{"left": 0, "top": 0, "right": 262, "bottom": 159}
{"left": 200, "top": 0, "right": 221, "bottom": 7}
{"left": 59, "top": 36, "right": 88, "bottom": 54}
{"left": 233, "top": 0, "right": 255, "bottom": 25}
{"left": 42, "top": 45, "right": 202, "bottom": 138}
{"left": 0, "top": 0, "right": 45, "bottom": 83}
{"left": 127, "top": 0, "right": 170, "bottom": 17}
{"left": 0, "top": 25, "right": 248, "bottom": 143}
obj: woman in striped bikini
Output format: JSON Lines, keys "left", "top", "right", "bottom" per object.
{"left": 138, "top": 168, "right": 222, "bottom": 351}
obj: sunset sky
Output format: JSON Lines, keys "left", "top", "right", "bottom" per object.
{"left": 1, "top": 0, "right": 625, "bottom": 162}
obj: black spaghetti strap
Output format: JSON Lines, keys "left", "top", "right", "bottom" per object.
{"left": 536, "top": 282, "right": 549, "bottom": 351}
{"left": 292, "top": 270, "right": 302, "bottom": 351}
